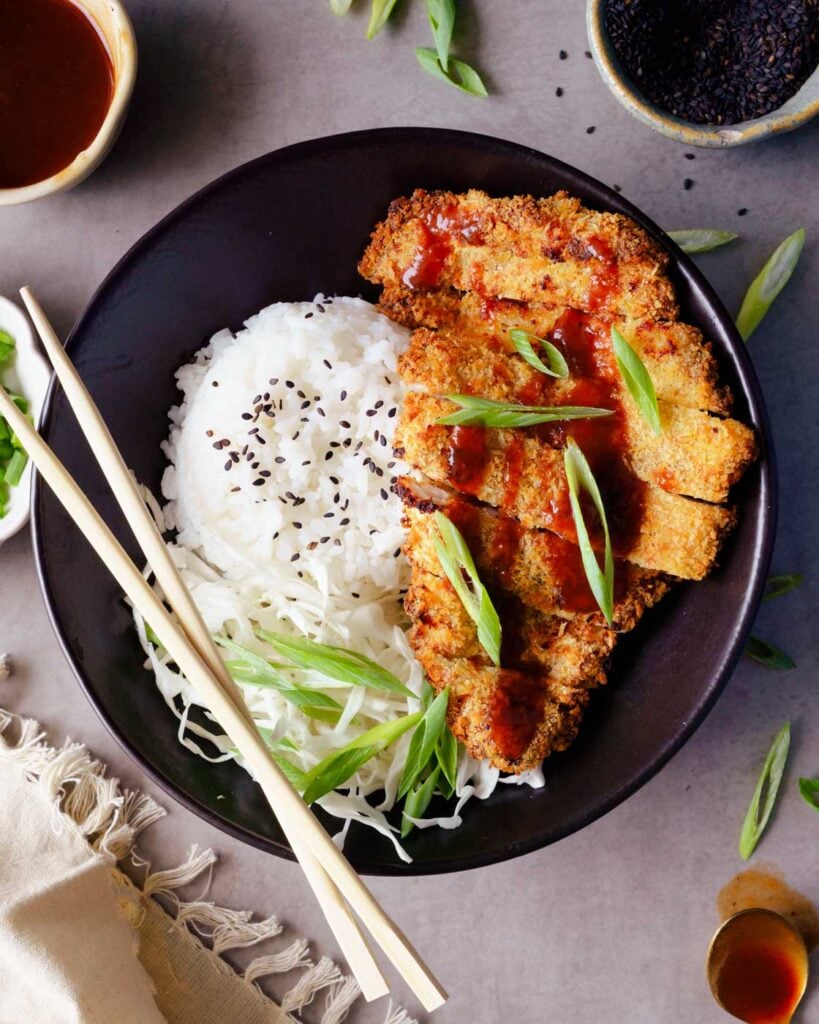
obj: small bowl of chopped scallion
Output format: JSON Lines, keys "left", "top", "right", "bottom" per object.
{"left": 0, "top": 297, "right": 50, "bottom": 544}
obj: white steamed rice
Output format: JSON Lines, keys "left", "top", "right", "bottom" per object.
{"left": 135, "top": 295, "right": 542, "bottom": 861}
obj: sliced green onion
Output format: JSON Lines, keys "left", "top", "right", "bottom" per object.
{"left": 415, "top": 47, "right": 487, "bottom": 97}
{"left": 214, "top": 635, "right": 346, "bottom": 723}
{"left": 366, "top": 0, "right": 399, "bottom": 38}
{"left": 508, "top": 328, "right": 569, "bottom": 379}
{"left": 401, "top": 765, "right": 441, "bottom": 837}
{"left": 611, "top": 326, "right": 661, "bottom": 434}
{"left": 330, "top": 0, "right": 353, "bottom": 14}
{"left": 798, "top": 778, "right": 819, "bottom": 813}
{"left": 255, "top": 629, "right": 414, "bottom": 697}
{"left": 736, "top": 228, "right": 805, "bottom": 341}
{"left": 744, "top": 636, "right": 796, "bottom": 671}
{"left": 563, "top": 438, "right": 614, "bottom": 625}
{"left": 433, "top": 511, "right": 501, "bottom": 665}
{"left": 426, "top": 0, "right": 455, "bottom": 70}
{"left": 436, "top": 394, "right": 612, "bottom": 428}
{"left": 667, "top": 229, "right": 738, "bottom": 254}
{"left": 435, "top": 725, "right": 458, "bottom": 795}
{"left": 398, "top": 687, "right": 450, "bottom": 798}
{"left": 739, "top": 721, "right": 790, "bottom": 860}
{"left": 300, "top": 712, "right": 423, "bottom": 804}
{"left": 763, "top": 573, "right": 804, "bottom": 601}
{"left": 3, "top": 450, "right": 27, "bottom": 487}
{"left": 0, "top": 440, "right": 13, "bottom": 462}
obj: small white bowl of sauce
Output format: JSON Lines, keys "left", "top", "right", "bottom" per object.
{"left": 0, "top": 0, "right": 137, "bottom": 206}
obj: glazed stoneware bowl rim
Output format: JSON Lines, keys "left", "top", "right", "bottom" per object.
{"left": 587, "top": 0, "right": 819, "bottom": 148}
{"left": 32, "top": 127, "right": 776, "bottom": 875}
{"left": 0, "top": 0, "right": 137, "bottom": 207}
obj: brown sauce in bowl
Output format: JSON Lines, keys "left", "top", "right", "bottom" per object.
{"left": 0, "top": 0, "right": 114, "bottom": 189}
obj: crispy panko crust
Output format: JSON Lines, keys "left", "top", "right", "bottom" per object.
{"left": 395, "top": 393, "right": 737, "bottom": 580}
{"left": 359, "top": 189, "right": 678, "bottom": 321}
{"left": 358, "top": 187, "right": 756, "bottom": 773}
{"left": 397, "top": 325, "right": 757, "bottom": 503}
{"left": 405, "top": 566, "right": 613, "bottom": 772}
{"left": 398, "top": 479, "right": 671, "bottom": 632}
{"left": 382, "top": 286, "right": 733, "bottom": 415}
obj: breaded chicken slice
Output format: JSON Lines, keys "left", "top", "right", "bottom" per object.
{"left": 359, "top": 189, "right": 677, "bottom": 321}
{"left": 379, "top": 285, "right": 733, "bottom": 416}
{"left": 394, "top": 393, "right": 737, "bottom": 580}
{"left": 398, "top": 478, "right": 672, "bottom": 631}
{"left": 405, "top": 564, "right": 614, "bottom": 771}
{"left": 398, "top": 325, "right": 757, "bottom": 503}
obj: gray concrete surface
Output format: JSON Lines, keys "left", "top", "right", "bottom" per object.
{"left": 1, "top": 2, "right": 818, "bottom": 1021}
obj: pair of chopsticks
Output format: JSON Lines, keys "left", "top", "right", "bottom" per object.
{"left": 0, "top": 287, "right": 446, "bottom": 1012}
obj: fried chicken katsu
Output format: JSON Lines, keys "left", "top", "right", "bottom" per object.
{"left": 359, "top": 188, "right": 757, "bottom": 774}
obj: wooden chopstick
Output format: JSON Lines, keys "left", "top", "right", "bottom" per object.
{"left": 19, "top": 289, "right": 389, "bottom": 1002}
{"left": 0, "top": 383, "right": 447, "bottom": 1011}
{"left": 1, "top": 396, "right": 447, "bottom": 1013}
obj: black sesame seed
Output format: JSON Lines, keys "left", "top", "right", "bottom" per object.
{"left": 257, "top": 436, "right": 266, "bottom": 445}
{"left": 329, "top": 476, "right": 340, "bottom": 485}
{"left": 584, "top": 49, "right": 592, "bottom": 58}
{"left": 269, "top": 378, "right": 279, "bottom": 385}
{"left": 292, "top": 431, "right": 300, "bottom": 441}
{"left": 380, "top": 488, "right": 388, "bottom": 500}
{"left": 684, "top": 152, "right": 696, "bottom": 160}
{"left": 304, "top": 312, "right": 313, "bottom": 319}
{"left": 293, "top": 522, "right": 302, "bottom": 529}
{"left": 339, "top": 419, "right": 351, "bottom": 429}
{"left": 388, "top": 407, "right": 397, "bottom": 418}
{"left": 317, "top": 407, "right": 325, "bottom": 417}
{"left": 316, "top": 303, "right": 325, "bottom": 313}
{"left": 230, "top": 452, "right": 240, "bottom": 463}
{"left": 275, "top": 456, "right": 286, "bottom": 464}
{"left": 252, "top": 394, "right": 261, "bottom": 404}
{"left": 323, "top": 359, "right": 332, "bottom": 369}
{"left": 230, "top": 486, "right": 240, "bottom": 493}
{"left": 738, "top": 207, "right": 749, "bottom": 216}
{"left": 559, "top": 49, "right": 568, "bottom": 59}
{"left": 224, "top": 460, "right": 232, "bottom": 471}
{"left": 300, "top": 400, "right": 310, "bottom": 410}
{"left": 555, "top": 86, "right": 564, "bottom": 97}
{"left": 301, "top": 459, "right": 311, "bottom": 466}
{"left": 613, "top": 184, "right": 622, "bottom": 193}
{"left": 325, "top": 451, "right": 333, "bottom": 461}
{"left": 586, "top": 125, "right": 596, "bottom": 134}
{"left": 340, "top": 518, "right": 350, "bottom": 526}
{"left": 241, "top": 412, "right": 253, "bottom": 421}
{"left": 351, "top": 592, "right": 360, "bottom": 599}
{"left": 212, "top": 381, "right": 219, "bottom": 388}
{"left": 285, "top": 380, "right": 295, "bottom": 388}
{"left": 259, "top": 470, "right": 271, "bottom": 478}
{"left": 291, "top": 553, "right": 300, "bottom": 561}
{"left": 340, "top": 390, "right": 347, "bottom": 401}
{"left": 366, "top": 409, "right": 377, "bottom": 417}
{"left": 684, "top": 178, "right": 694, "bottom": 190}
{"left": 374, "top": 400, "right": 384, "bottom": 409}
{"left": 206, "top": 429, "right": 214, "bottom": 437}
{"left": 253, "top": 479, "right": 265, "bottom": 487}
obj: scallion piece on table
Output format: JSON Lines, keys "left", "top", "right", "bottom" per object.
{"left": 763, "top": 573, "right": 804, "bottom": 601}
{"left": 736, "top": 228, "right": 805, "bottom": 341}
{"left": 611, "top": 326, "right": 661, "bottom": 434}
{"left": 415, "top": 48, "right": 487, "bottom": 97}
{"left": 798, "top": 778, "right": 819, "bottom": 813}
{"left": 744, "top": 636, "right": 796, "bottom": 671}
{"left": 255, "top": 629, "right": 414, "bottom": 697}
{"left": 508, "top": 328, "right": 569, "bottom": 379}
{"left": 329, "top": 0, "right": 353, "bottom": 15}
{"left": 433, "top": 511, "right": 501, "bottom": 665}
{"left": 563, "top": 437, "right": 614, "bottom": 625}
{"left": 299, "top": 712, "right": 423, "bottom": 804}
{"left": 666, "top": 229, "right": 738, "bottom": 254}
{"left": 366, "top": 0, "right": 399, "bottom": 39}
{"left": 739, "top": 721, "right": 790, "bottom": 860}
{"left": 436, "top": 394, "right": 612, "bottom": 428}
{"left": 426, "top": 0, "right": 455, "bottom": 71}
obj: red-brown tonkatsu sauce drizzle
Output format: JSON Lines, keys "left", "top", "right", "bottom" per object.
{"left": 537, "top": 309, "right": 646, "bottom": 558}
{"left": 716, "top": 941, "right": 802, "bottom": 1024}
{"left": 446, "top": 425, "right": 488, "bottom": 495}
{"left": 401, "top": 203, "right": 485, "bottom": 290}
{"left": 0, "top": 0, "right": 114, "bottom": 189}
{"left": 584, "top": 234, "right": 621, "bottom": 311}
{"left": 487, "top": 669, "right": 545, "bottom": 763}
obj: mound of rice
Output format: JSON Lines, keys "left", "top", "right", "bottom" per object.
{"left": 138, "top": 296, "right": 540, "bottom": 860}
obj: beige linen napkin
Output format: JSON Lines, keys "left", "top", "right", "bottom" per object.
{"left": 0, "top": 709, "right": 406, "bottom": 1024}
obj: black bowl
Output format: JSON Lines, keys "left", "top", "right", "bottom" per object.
{"left": 32, "top": 128, "right": 775, "bottom": 875}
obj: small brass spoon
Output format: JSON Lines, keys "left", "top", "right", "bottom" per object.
{"left": 707, "top": 908, "right": 810, "bottom": 1023}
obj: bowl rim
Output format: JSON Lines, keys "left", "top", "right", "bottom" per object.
{"left": 586, "top": 0, "right": 819, "bottom": 147}
{"left": 31, "top": 127, "right": 777, "bottom": 874}
{"left": 0, "top": 0, "right": 137, "bottom": 207}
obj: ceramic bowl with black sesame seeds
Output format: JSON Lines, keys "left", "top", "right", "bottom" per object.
{"left": 587, "top": 0, "right": 819, "bottom": 147}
